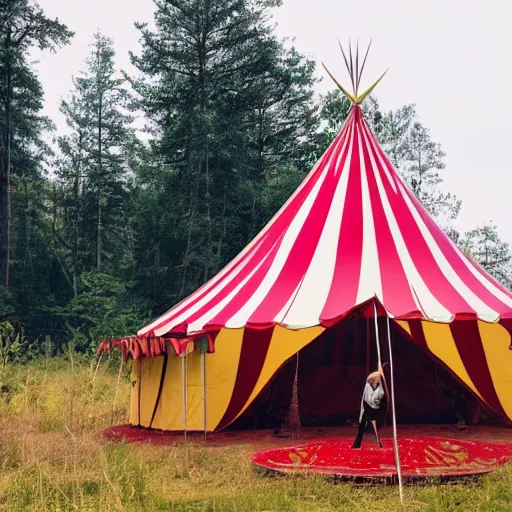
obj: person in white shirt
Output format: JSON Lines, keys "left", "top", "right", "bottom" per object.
{"left": 351, "top": 363, "right": 389, "bottom": 448}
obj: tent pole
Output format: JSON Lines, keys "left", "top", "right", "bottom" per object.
{"left": 372, "top": 303, "right": 387, "bottom": 427}
{"left": 372, "top": 302, "right": 382, "bottom": 367}
{"left": 137, "top": 358, "right": 142, "bottom": 427}
{"left": 111, "top": 354, "right": 124, "bottom": 426}
{"left": 386, "top": 316, "right": 404, "bottom": 502}
{"left": 366, "top": 317, "right": 371, "bottom": 375}
{"left": 182, "top": 354, "right": 188, "bottom": 444}
{"left": 202, "top": 351, "right": 207, "bottom": 442}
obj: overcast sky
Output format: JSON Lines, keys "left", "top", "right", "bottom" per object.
{"left": 35, "top": 0, "right": 512, "bottom": 243}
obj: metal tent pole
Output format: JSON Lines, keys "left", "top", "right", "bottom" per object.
{"left": 366, "top": 317, "right": 371, "bottom": 375}
{"left": 202, "top": 350, "right": 207, "bottom": 442}
{"left": 137, "top": 358, "right": 142, "bottom": 427}
{"left": 111, "top": 354, "right": 124, "bottom": 426}
{"left": 182, "top": 354, "right": 188, "bottom": 444}
{"left": 386, "top": 316, "right": 404, "bottom": 502}
{"left": 372, "top": 302, "right": 382, "bottom": 368}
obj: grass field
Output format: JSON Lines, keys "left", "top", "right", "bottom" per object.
{"left": 1, "top": 355, "right": 512, "bottom": 511}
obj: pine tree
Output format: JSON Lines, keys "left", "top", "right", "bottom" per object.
{"left": 378, "top": 105, "right": 461, "bottom": 225}
{"left": 56, "top": 32, "right": 134, "bottom": 283}
{"left": 459, "top": 224, "right": 512, "bottom": 288}
{"left": 129, "top": 0, "right": 319, "bottom": 310}
{"left": 50, "top": 32, "right": 147, "bottom": 347}
{"left": 0, "top": 0, "right": 72, "bottom": 291}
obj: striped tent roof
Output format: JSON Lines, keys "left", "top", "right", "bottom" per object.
{"left": 139, "top": 105, "right": 512, "bottom": 338}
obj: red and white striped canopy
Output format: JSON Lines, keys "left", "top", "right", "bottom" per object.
{"left": 139, "top": 106, "right": 512, "bottom": 337}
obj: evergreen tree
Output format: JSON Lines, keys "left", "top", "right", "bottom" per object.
{"left": 129, "top": 0, "right": 319, "bottom": 311}
{"left": 459, "top": 224, "right": 512, "bottom": 288}
{"left": 0, "top": 0, "right": 72, "bottom": 291}
{"left": 50, "top": 32, "right": 147, "bottom": 347}
{"left": 56, "top": 32, "right": 134, "bottom": 283}
{"left": 378, "top": 105, "right": 461, "bottom": 225}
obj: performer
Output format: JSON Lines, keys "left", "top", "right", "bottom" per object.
{"left": 351, "top": 362, "right": 389, "bottom": 449}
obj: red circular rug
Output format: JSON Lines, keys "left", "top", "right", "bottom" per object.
{"left": 251, "top": 437, "right": 512, "bottom": 479}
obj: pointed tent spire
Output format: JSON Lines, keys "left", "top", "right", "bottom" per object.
{"left": 322, "top": 39, "right": 388, "bottom": 105}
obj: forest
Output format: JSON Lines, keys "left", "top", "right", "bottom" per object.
{"left": 0, "top": 0, "right": 511, "bottom": 354}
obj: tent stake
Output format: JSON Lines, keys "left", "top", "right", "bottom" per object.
{"left": 386, "top": 316, "right": 404, "bottom": 503}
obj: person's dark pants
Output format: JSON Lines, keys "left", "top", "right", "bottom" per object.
{"left": 351, "top": 402, "right": 383, "bottom": 448}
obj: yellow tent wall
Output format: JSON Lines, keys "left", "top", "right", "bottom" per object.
{"left": 129, "top": 326, "right": 323, "bottom": 431}
{"left": 129, "top": 319, "right": 512, "bottom": 431}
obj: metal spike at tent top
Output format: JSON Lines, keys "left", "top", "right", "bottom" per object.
{"left": 348, "top": 39, "right": 356, "bottom": 95}
{"left": 357, "top": 39, "right": 373, "bottom": 95}
{"left": 338, "top": 39, "right": 353, "bottom": 89}
{"left": 321, "top": 62, "right": 356, "bottom": 104}
{"left": 326, "top": 39, "right": 386, "bottom": 105}
{"left": 355, "top": 40, "right": 360, "bottom": 96}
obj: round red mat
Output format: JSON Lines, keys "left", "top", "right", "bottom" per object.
{"left": 252, "top": 437, "right": 512, "bottom": 478}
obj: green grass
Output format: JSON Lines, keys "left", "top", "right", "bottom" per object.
{"left": 1, "top": 356, "right": 512, "bottom": 511}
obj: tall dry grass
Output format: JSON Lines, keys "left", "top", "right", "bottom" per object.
{"left": 0, "top": 354, "right": 511, "bottom": 511}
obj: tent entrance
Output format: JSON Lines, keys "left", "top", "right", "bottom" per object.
{"left": 230, "top": 318, "right": 486, "bottom": 430}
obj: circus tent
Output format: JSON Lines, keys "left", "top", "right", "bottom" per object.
{"left": 99, "top": 45, "right": 512, "bottom": 436}
{"left": 138, "top": 104, "right": 512, "bottom": 334}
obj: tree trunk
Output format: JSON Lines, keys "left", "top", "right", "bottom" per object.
{"left": 97, "top": 182, "right": 102, "bottom": 271}
{"left": 0, "top": 173, "right": 9, "bottom": 289}
{"left": 19, "top": 176, "right": 29, "bottom": 311}
{"left": 179, "top": 174, "right": 201, "bottom": 297}
{"left": 198, "top": 18, "right": 212, "bottom": 282}
{"left": 0, "top": 28, "right": 12, "bottom": 289}
{"left": 72, "top": 132, "right": 83, "bottom": 297}
{"left": 51, "top": 183, "right": 73, "bottom": 292}
{"left": 96, "top": 88, "right": 103, "bottom": 271}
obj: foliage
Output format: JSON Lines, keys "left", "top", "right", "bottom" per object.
{"left": 0, "top": 321, "right": 20, "bottom": 371}
{"left": 459, "top": 224, "right": 512, "bottom": 288}
{"left": 0, "top": 0, "right": 73, "bottom": 293}
{"left": 0, "top": 321, "right": 46, "bottom": 370}
{"left": 55, "top": 31, "right": 135, "bottom": 289}
{"left": 129, "top": 0, "right": 319, "bottom": 309}
{"left": 50, "top": 272, "right": 152, "bottom": 351}
{"left": 377, "top": 105, "right": 461, "bottom": 226}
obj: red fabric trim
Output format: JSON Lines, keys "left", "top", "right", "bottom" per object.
{"left": 129, "top": 338, "right": 140, "bottom": 360}
{"left": 96, "top": 334, "right": 202, "bottom": 360}
{"left": 96, "top": 339, "right": 110, "bottom": 355}
{"left": 139, "top": 337, "right": 150, "bottom": 358}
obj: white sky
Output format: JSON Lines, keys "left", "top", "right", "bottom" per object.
{"left": 35, "top": 0, "right": 512, "bottom": 243}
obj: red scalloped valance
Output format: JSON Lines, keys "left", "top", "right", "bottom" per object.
{"left": 96, "top": 332, "right": 215, "bottom": 360}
